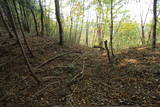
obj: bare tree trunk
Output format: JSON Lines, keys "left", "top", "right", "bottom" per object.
{"left": 4, "top": 0, "right": 40, "bottom": 83}
{"left": 0, "top": 6, "right": 14, "bottom": 38}
{"left": 152, "top": 0, "right": 157, "bottom": 49}
{"left": 46, "top": 0, "right": 51, "bottom": 36}
{"left": 74, "top": 20, "right": 79, "bottom": 44}
{"left": 85, "top": 22, "right": 89, "bottom": 46}
{"left": 69, "top": 17, "right": 73, "bottom": 42}
{"left": 30, "top": 7, "right": 39, "bottom": 36}
{"left": 55, "top": 0, "right": 64, "bottom": 45}
{"left": 13, "top": 0, "right": 34, "bottom": 57}
{"left": 85, "top": 14, "right": 89, "bottom": 46}
{"left": 110, "top": 0, "right": 114, "bottom": 56}
{"left": 77, "top": 0, "right": 85, "bottom": 44}
{"left": 77, "top": 18, "right": 83, "bottom": 44}
{"left": 141, "top": 24, "right": 145, "bottom": 44}
{"left": 104, "top": 40, "right": 111, "bottom": 63}
{"left": 147, "top": 29, "right": 152, "bottom": 44}
{"left": 39, "top": 0, "right": 44, "bottom": 36}
{"left": 18, "top": 0, "right": 30, "bottom": 33}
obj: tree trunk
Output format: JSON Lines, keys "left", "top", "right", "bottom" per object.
{"left": 0, "top": 6, "right": 14, "bottom": 38}
{"left": 13, "top": 0, "right": 34, "bottom": 57}
{"left": 21, "top": 3, "right": 30, "bottom": 33}
{"left": 55, "top": 0, "right": 64, "bottom": 45}
{"left": 141, "top": 25, "right": 145, "bottom": 44}
{"left": 110, "top": 0, "right": 114, "bottom": 56}
{"left": 4, "top": 0, "right": 40, "bottom": 83}
{"left": 39, "top": 0, "right": 44, "bottom": 36}
{"left": 30, "top": 7, "right": 39, "bottom": 36}
{"left": 74, "top": 20, "right": 79, "bottom": 44}
{"left": 85, "top": 22, "right": 89, "bottom": 46}
{"left": 69, "top": 17, "right": 73, "bottom": 42}
{"left": 104, "top": 40, "right": 111, "bottom": 63}
{"left": 152, "top": 0, "right": 157, "bottom": 49}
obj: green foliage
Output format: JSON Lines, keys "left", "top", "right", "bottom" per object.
{"left": 113, "top": 22, "right": 140, "bottom": 49}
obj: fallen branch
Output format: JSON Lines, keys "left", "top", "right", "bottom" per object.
{"left": 33, "top": 81, "right": 60, "bottom": 97}
{"left": 68, "top": 61, "right": 85, "bottom": 86}
{"left": 71, "top": 55, "right": 82, "bottom": 64}
{"left": 37, "top": 51, "right": 82, "bottom": 68}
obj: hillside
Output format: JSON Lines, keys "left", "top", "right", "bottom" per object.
{"left": 0, "top": 36, "right": 160, "bottom": 106}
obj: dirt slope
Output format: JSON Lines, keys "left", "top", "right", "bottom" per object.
{"left": 0, "top": 36, "right": 160, "bottom": 106}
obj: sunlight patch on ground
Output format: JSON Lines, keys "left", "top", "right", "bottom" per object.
{"left": 123, "top": 58, "right": 139, "bottom": 64}
{"left": 136, "top": 47, "right": 147, "bottom": 51}
{"left": 118, "top": 62, "right": 127, "bottom": 67}
{"left": 118, "top": 58, "right": 139, "bottom": 68}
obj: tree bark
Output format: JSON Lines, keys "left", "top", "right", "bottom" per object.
{"left": 104, "top": 40, "right": 111, "bottom": 63}
{"left": 22, "top": 5, "right": 30, "bottom": 33}
{"left": 4, "top": 0, "right": 40, "bottom": 83}
{"left": 13, "top": 0, "right": 34, "bottom": 57}
{"left": 0, "top": 6, "right": 14, "bottom": 38}
{"left": 30, "top": 7, "right": 39, "bottom": 36}
{"left": 152, "top": 0, "right": 157, "bottom": 49}
{"left": 55, "top": 0, "right": 64, "bottom": 45}
{"left": 39, "top": 0, "right": 44, "bottom": 36}
{"left": 110, "top": 0, "right": 114, "bottom": 56}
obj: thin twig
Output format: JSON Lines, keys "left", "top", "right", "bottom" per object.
{"left": 70, "top": 61, "right": 85, "bottom": 83}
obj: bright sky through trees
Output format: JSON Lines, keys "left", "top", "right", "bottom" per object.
{"left": 46, "top": 0, "right": 152, "bottom": 23}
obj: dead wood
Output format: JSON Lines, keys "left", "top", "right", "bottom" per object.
{"left": 37, "top": 51, "right": 82, "bottom": 68}
{"left": 33, "top": 81, "right": 60, "bottom": 97}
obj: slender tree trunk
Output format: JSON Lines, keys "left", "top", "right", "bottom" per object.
{"left": 21, "top": 4, "right": 30, "bottom": 33}
{"left": 4, "top": 0, "right": 40, "bottom": 83}
{"left": 148, "top": 30, "right": 152, "bottom": 44}
{"left": 69, "top": 17, "right": 73, "bottom": 42}
{"left": 78, "top": 18, "right": 83, "bottom": 44}
{"left": 77, "top": 0, "right": 85, "bottom": 44}
{"left": 46, "top": 0, "right": 51, "bottom": 37}
{"left": 13, "top": 0, "right": 34, "bottom": 57}
{"left": 74, "top": 20, "right": 79, "bottom": 44}
{"left": 152, "top": 0, "right": 157, "bottom": 49}
{"left": 3, "top": 0, "right": 15, "bottom": 34}
{"left": 0, "top": 6, "right": 14, "bottom": 38}
{"left": 110, "top": 0, "right": 114, "bottom": 56}
{"left": 39, "top": 0, "right": 44, "bottom": 36}
{"left": 55, "top": 0, "right": 64, "bottom": 45}
{"left": 141, "top": 25, "right": 145, "bottom": 44}
{"left": 104, "top": 40, "right": 111, "bottom": 63}
{"left": 86, "top": 22, "right": 89, "bottom": 46}
{"left": 30, "top": 8, "right": 39, "bottom": 36}
{"left": 18, "top": 0, "right": 30, "bottom": 33}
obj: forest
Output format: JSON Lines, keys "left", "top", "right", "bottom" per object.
{"left": 0, "top": 0, "right": 160, "bottom": 106}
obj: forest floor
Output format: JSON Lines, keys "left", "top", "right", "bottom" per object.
{"left": 0, "top": 35, "right": 160, "bottom": 106}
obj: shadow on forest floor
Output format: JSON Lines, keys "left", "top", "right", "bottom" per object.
{"left": 0, "top": 36, "right": 160, "bottom": 106}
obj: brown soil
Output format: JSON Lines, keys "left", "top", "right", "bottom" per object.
{"left": 0, "top": 36, "right": 160, "bottom": 106}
